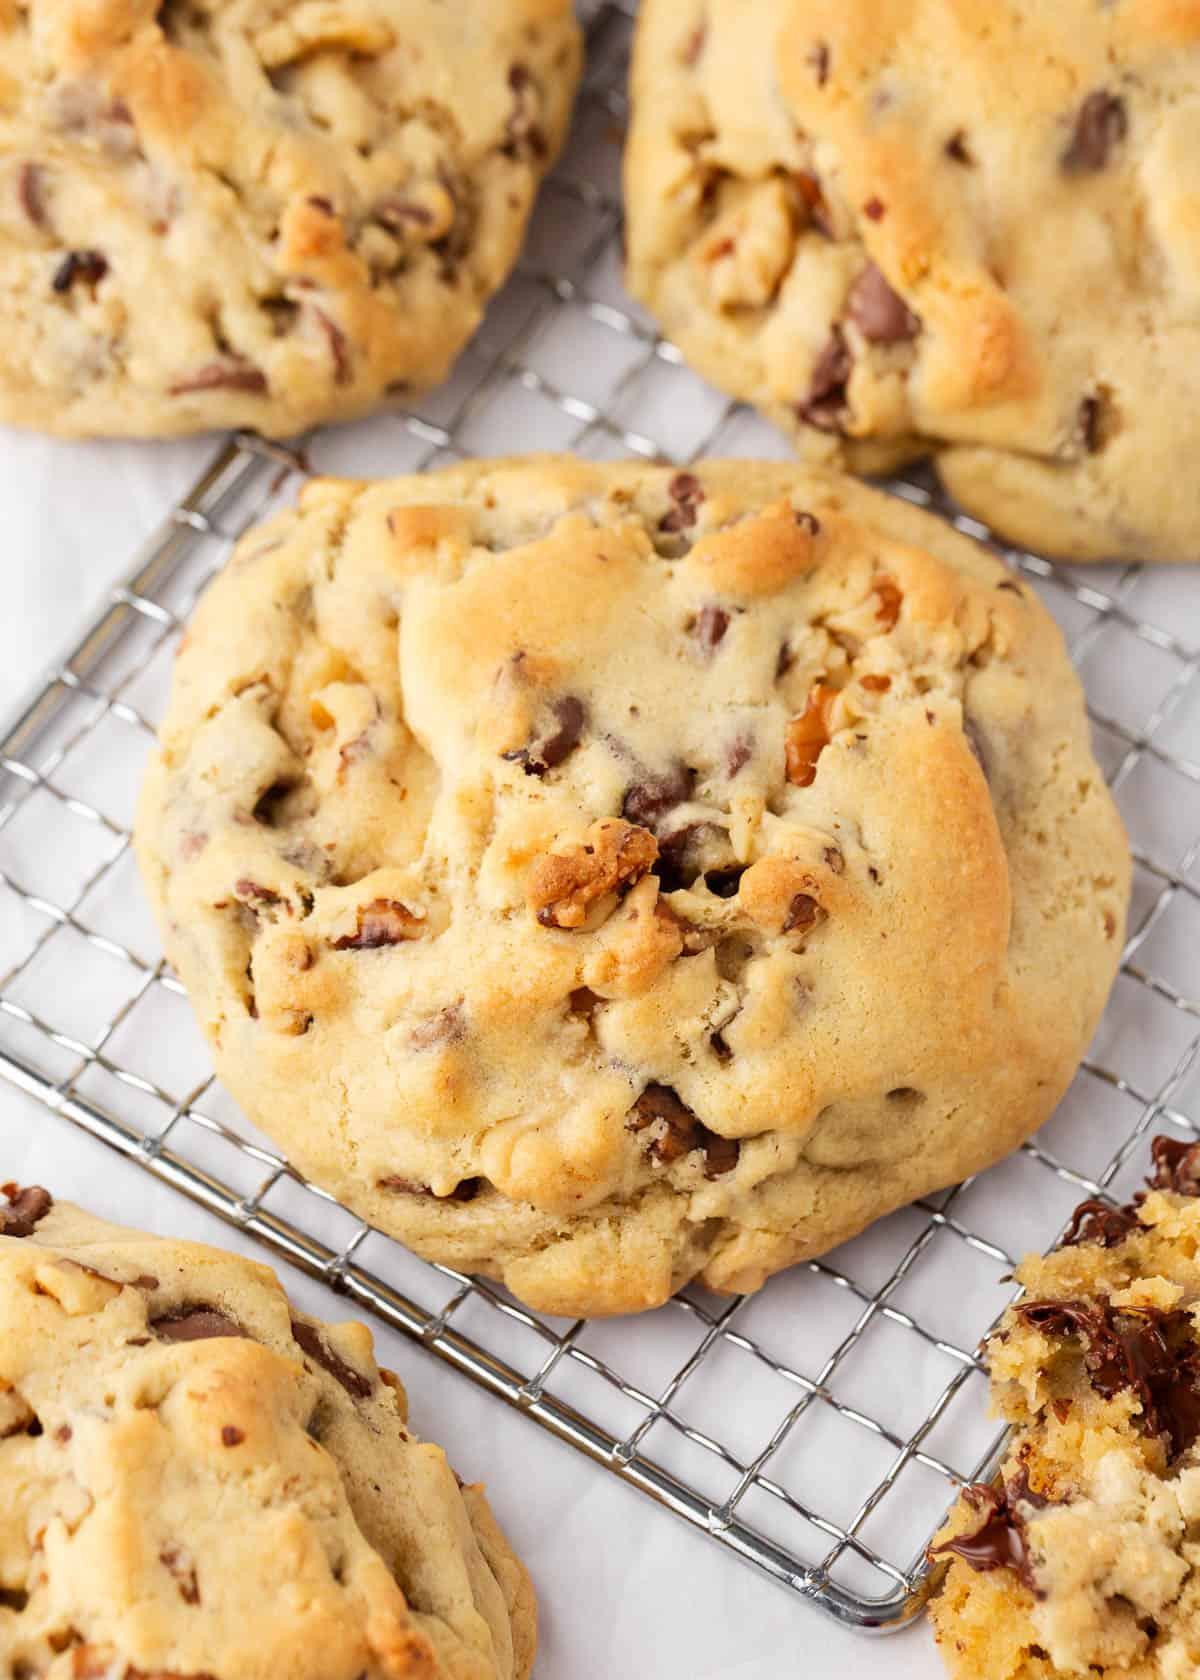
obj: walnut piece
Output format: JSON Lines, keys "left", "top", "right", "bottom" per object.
{"left": 528, "top": 818, "right": 658, "bottom": 930}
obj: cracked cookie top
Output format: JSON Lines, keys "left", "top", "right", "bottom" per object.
{"left": 930, "top": 1136, "right": 1200, "bottom": 1680}
{"left": 624, "top": 0, "right": 1200, "bottom": 562}
{"left": 0, "top": 0, "right": 579, "bottom": 437}
{"left": 0, "top": 1184, "right": 534, "bottom": 1680}
{"left": 135, "top": 457, "right": 1129, "bottom": 1317}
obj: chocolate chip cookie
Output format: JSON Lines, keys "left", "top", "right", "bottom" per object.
{"left": 134, "top": 457, "right": 1129, "bottom": 1318}
{"left": 0, "top": 0, "right": 579, "bottom": 437}
{"left": 930, "top": 1136, "right": 1200, "bottom": 1679}
{"left": 625, "top": 1, "right": 1200, "bottom": 562}
{"left": 0, "top": 1182, "right": 534, "bottom": 1679}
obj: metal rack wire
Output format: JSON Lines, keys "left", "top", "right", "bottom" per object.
{"left": 2, "top": 0, "right": 1199, "bottom": 1636}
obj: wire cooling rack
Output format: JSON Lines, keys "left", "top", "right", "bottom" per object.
{"left": 2, "top": 0, "right": 1199, "bottom": 1638}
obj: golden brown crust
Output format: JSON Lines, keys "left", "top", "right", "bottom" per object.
{"left": 625, "top": 0, "right": 1200, "bottom": 561}
{"left": 135, "top": 455, "right": 1129, "bottom": 1318}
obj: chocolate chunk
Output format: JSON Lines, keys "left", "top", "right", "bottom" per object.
{"left": 569, "top": 986, "right": 603, "bottom": 1017}
{"left": 798, "top": 328, "right": 851, "bottom": 431}
{"left": 18, "top": 162, "right": 46, "bottom": 227}
{"left": 1016, "top": 1296, "right": 1200, "bottom": 1463}
{"left": 313, "top": 307, "right": 351, "bottom": 385}
{"left": 380, "top": 1175, "right": 483, "bottom": 1202}
{"left": 693, "top": 604, "right": 730, "bottom": 654}
{"left": 221, "top": 1425, "right": 244, "bottom": 1447}
{"left": 622, "top": 764, "right": 695, "bottom": 831}
{"left": 505, "top": 695, "right": 587, "bottom": 776}
{"left": 1062, "top": 91, "right": 1127, "bottom": 172}
{"left": 332, "top": 899, "right": 420, "bottom": 950}
{"left": 931, "top": 1483, "right": 1038, "bottom": 1591}
{"left": 170, "top": 359, "right": 267, "bottom": 396}
{"left": 863, "top": 196, "right": 886, "bottom": 222}
{"left": 846, "top": 263, "right": 920, "bottom": 344}
{"left": 152, "top": 1307, "right": 247, "bottom": 1343}
{"left": 52, "top": 249, "right": 107, "bottom": 293}
{"left": 626, "top": 1084, "right": 739, "bottom": 1177}
{"left": 660, "top": 471, "right": 705, "bottom": 534}
{"left": 1148, "top": 1135, "right": 1200, "bottom": 1196}
{"left": 1061, "top": 1198, "right": 1140, "bottom": 1249}
{"left": 291, "top": 1319, "right": 373, "bottom": 1399}
{"left": 654, "top": 822, "right": 713, "bottom": 892}
{"left": 0, "top": 1184, "right": 52, "bottom": 1238}
{"left": 783, "top": 892, "right": 821, "bottom": 934}
{"left": 705, "top": 866, "right": 745, "bottom": 898}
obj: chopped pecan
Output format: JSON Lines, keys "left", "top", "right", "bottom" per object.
{"left": 0, "top": 1183, "right": 52, "bottom": 1237}
{"left": 692, "top": 604, "right": 730, "bottom": 654}
{"left": 528, "top": 819, "right": 658, "bottom": 930}
{"left": 626, "top": 1084, "right": 739, "bottom": 1179}
{"left": 331, "top": 899, "right": 421, "bottom": 950}
{"left": 785, "top": 683, "right": 840, "bottom": 787}
{"left": 872, "top": 575, "right": 902, "bottom": 630}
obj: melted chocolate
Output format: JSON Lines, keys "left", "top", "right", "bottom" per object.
{"left": 291, "top": 1319, "right": 373, "bottom": 1400}
{"left": 932, "top": 1483, "right": 1038, "bottom": 1592}
{"left": 1017, "top": 1298, "right": 1200, "bottom": 1463}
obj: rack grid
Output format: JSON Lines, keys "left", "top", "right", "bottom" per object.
{"left": 2, "top": 0, "right": 1199, "bottom": 1637}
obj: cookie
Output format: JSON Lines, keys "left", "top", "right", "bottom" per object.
{"left": 929, "top": 1136, "right": 1200, "bottom": 1679}
{"left": 0, "top": 1181, "right": 534, "bottom": 1680}
{"left": 0, "top": 0, "right": 579, "bottom": 437}
{"left": 624, "top": 2, "right": 1200, "bottom": 563}
{"left": 134, "top": 456, "right": 1129, "bottom": 1319}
